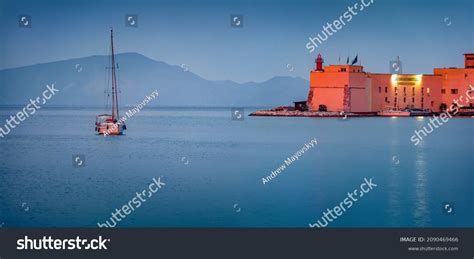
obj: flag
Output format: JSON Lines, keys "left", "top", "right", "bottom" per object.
{"left": 351, "top": 55, "right": 358, "bottom": 65}
{"left": 346, "top": 56, "right": 349, "bottom": 64}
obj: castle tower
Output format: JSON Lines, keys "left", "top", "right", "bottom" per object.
{"left": 464, "top": 53, "right": 474, "bottom": 69}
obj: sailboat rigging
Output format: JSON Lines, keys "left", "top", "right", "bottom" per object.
{"left": 95, "top": 28, "right": 126, "bottom": 135}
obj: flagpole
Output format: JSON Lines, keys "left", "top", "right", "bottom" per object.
{"left": 348, "top": 49, "right": 350, "bottom": 65}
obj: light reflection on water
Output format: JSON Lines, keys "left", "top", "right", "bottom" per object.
{"left": 413, "top": 150, "right": 430, "bottom": 226}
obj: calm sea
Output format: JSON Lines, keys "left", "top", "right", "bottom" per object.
{"left": 0, "top": 107, "right": 472, "bottom": 227}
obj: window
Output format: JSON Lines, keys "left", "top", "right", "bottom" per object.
{"left": 403, "top": 87, "right": 406, "bottom": 94}
{"left": 421, "top": 87, "right": 424, "bottom": 94}
{"left": 385, "top": 87, "right": 388, "bottom": 93}
{"left": 385, "top": 97, "right": 388, "bottom": 102}
{"left": 403, "top": 97, "right": 406, "bottom": 103}
{"left": 378, "top": 87, "right": 381, "bottom": 93}
{"left": 412, "top": 97, "right": 415, "bottom": 103}
{"left": 412, "top": 87, "right": 415, "bottom": 95}
{"left": 341, "top": 68, "right": 346, "bottom": 72}
{"left": 441, "top": 89, "right": 446, "bottom": 94}
{"left": 451, "top": 89, "right": 458, "bottom": 94}
{"left": 421, "top": 97, "right": 424, "bottom": 102}
{"left": 431, "top": 101, "right": 434, "bottom": 107}
{"left": 440, "top": 103, "right": 447, "bottom": 111}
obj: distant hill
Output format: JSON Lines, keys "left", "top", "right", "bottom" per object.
{"left": 0, "top": 53, "right": 309, "bottom": 107}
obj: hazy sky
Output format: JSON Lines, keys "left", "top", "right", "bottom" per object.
{"left": 0, "top": 0, "right": 472, "bottom": 83}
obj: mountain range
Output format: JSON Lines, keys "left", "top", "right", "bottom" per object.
{"left": 0, "top": 53, "right": 309, "bottom": 107}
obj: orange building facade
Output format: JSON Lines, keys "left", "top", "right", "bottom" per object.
{"left": 308, "top": 54, "right": 474, "bottom": 113}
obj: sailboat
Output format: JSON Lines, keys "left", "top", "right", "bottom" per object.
{"left": 95, "top": 28, "right": 126, "bottom": 135}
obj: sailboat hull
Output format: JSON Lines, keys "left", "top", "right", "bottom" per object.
{"left": 96, "top": 122, "right": 124, "bottom": 135}
{"left": 95, "top": 114, "right": 125, "bottom": 136}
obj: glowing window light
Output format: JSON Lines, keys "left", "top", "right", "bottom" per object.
{"left": 391, "top": 74, "right": 398, "bottom": 85}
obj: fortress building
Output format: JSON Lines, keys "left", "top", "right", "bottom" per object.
{"left": 307, "top": 54, "right": 474, "bottom": 113}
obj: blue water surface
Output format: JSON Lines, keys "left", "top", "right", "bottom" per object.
{"left": 0, "top": 107, "right": 472, "bottom": 227}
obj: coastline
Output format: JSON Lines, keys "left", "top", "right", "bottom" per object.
{"left": 249, "top": 109, "right": 474, "bottom": 118}
{"left": 249, "top": 110, "right": 375, "bottom": 117}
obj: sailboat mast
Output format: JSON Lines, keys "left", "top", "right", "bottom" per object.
{"left": 110, "top": 28, "right": 119, "bottom": 121}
